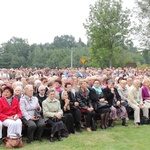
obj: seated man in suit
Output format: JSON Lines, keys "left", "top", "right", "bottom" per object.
{"left": 128, "top": 79, "right": 149, "bottom": 126}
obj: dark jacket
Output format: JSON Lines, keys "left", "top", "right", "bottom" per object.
{"left": 88, "top": 87, "right": 105, "bottom": 102}
{"left": 67, "top": 91, "right": 79, "bottom": 110}
{"left": 88, "top": 87, "right": 109, "bottom": 111}
{"left": 36, "top": 94, "right": 47, "bottom": 108}
{"left": 102, "top": 87, "right": 121, "bottom": 106}
{"left": 75, "top": 88, "right": 93, "bottom": 109}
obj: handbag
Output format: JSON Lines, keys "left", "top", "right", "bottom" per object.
{"left": 96, "top": 102, "right": 109, "bottom": 109}
{"left": 140, "top": 116, "right": 150, "bottom": 125}
{"left": 2, "top": 133, "right": 23, "bottom": 149}
{"left": 50, "top": 117, "right": 62, "bottom": 122}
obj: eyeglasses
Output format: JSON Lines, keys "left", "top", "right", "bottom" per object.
{"left": 49, "top": 93, "right": 55, "bottom": 95}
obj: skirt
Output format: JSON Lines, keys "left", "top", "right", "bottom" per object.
{"left": 46, "top": 118, "right": 68, "bottom": 137}
{"left": 110, "top": 105, "right": 128, "bottom": 120}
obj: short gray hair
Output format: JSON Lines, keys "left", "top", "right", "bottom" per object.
{"left": 107, "top": 79, "right": 115, "bottom": 85}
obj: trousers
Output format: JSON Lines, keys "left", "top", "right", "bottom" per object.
{"left": 128, "top": 102, "right": 149, "bottom": 123}
{"left": 2, "top": 119, "right": 22, "bottom": 136}
{"left": 22, "top": 118, "right": 45, "bottom": 141}
{"left": 0, "top": 121, "right": 2, "bottom": 138}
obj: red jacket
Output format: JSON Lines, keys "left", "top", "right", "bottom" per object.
{"left": 0, "top": 96, "right": 22, "bottom": 122}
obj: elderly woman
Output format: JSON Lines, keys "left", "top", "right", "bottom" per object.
{"left": 20, "top": 84, "right": 45, "bottom": 143}
{"left": 14, "top": 85, "right": 23, "bottom": 101}
{"left": 36, "top": 85, "right": 47, "bottom": 108}
{"left": 59, "top": 90, "right": 75, "bottom": 134}
{"left": 42, "top": 89, "right": 68, "bottom": 143}
{"left": 103, "top": 79, "right": 128, "bottom": 127}
{"left": 65, "top": 82, "right": 82, "bottom": 132}
{"left": 117, "top": 80, "right": 130, "bottom": 115}
{"left": 0, "top": 86, "right": 22, "bottom": 137}
{"left": 76, "top": 79, "right": 95, "bottom": 132}
{"left": 89, "top": 79, "right": 110, "bottom": 129}
{"left": 141, "top": 78, "right": 150, "bottom": 107}
{"left": 33, "top": 79, "right": 42, "bottom": 96}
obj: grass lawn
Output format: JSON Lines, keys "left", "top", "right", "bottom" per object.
{"left": 1, "top": 120, "right": 150, "bottom": 150}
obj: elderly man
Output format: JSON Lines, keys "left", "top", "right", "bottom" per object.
{"left": 20, "top": 84, "right": 45, "bottom": 143}
{"left": 128, "top": 79, "right": 149, "bottom": 126}
{"left": 117, "top": 80, "right": 130, "bottom": 115}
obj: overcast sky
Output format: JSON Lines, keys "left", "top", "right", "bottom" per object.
{"left": 0, "top": 0, "right": 135, "bottom": 45}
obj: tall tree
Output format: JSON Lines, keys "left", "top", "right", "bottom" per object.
{"left": 84, "top": 0, "right": 131, "bottom": 67}
{"left": 136, "top": 0, "right": 150, "bottom": 49}
{"left": 52, "top": 35, "right": 76, "bottom": 49}
{"left": 135, "top": 0, "right": 150, "bottom": 64}
{"left": 0, "top": 37, "right": 30, "bottom": 68}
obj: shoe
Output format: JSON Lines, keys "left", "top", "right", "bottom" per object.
{"left": 109, "top": 120, "right": 115, "bottom": 127}
{"left": 122, "top": 118, "right": 128, "bottom": 127}
{"left": 86, "top": 127, "right": 92, "bottom": 132}
{"left": 122, "top": 123, "right": 128, "bottom": 127}
{"left": 100, "top": 125, "right": 105, "bottom": 129}
{"left": 34, "top": 137, "right": 42, "bottom": 142}
{"left": 81, "top": 124, "right": 85, "bottom": 129}
{"left": 105, "top": 124, "right": 109, "bottom": 129}
{"left": 134, "top": 122, "right": 140, "bottom": 126}
{"left": 57, "top": 136, "right": 62, "bottom": 141}
{"left": 49, "top": 137, "right": 55, "bottom": 143}
{"left": 26, "top": 139, "right": 31, "bottom": 144}
{"left": 37, "top": 138, "right": 42, "bottom": 142}
{"left": 76, "top": 128, "right": 82, "bottom": 132}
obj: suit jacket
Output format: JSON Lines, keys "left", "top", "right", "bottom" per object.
{"left": 75, "top": 88, "right": 92, "bottom": 109}
{"left": 128, "top": 85, "right": 143, "bottom": 105}
{"left": 142, "top": 86, "right": 150, "bottom": 100}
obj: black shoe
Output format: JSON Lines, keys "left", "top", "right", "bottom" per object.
{"left": 109, "top": 120, "right": 115, "bottom": 127}
{"left": 122, "top": 118, "right": 128, "bottom": 127}
{"left": 109, "top": 123, "right": 114, "bottom": 127}
{"left": 76, "top": 128, "right": 82, "bottom": 132}
{"left": 122, "top": 123, "right": 128, "bottom": 127}
{"left": 37, "top": 138, "right": 42, "bottom": 142}
{"left": 80, "top": 124, "right": 85, "bottom": 129}
{"left": 100, "top": 125, "right": 105, "bottom": 129}
{"left": 57, "top": 136, "right": 62, "bottom": 141}
{"left": 26, "top": 139, "right": 31, "bottom": 144}
{"left": 49, "top": 137, "right": 55, "bottom": 143}
{"left": 34, "top": 137, "right": 42, "bottom": 142}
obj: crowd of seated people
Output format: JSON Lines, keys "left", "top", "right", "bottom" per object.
{"left": 0, "top": 67, "right": 150, "bottom": 145}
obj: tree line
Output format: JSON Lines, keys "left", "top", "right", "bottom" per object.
{"left": 0, "top": 0, "right": 150, "bottom": 69}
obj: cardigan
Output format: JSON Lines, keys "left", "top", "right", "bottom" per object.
{"left": 0, "top": 96, "right": 22, "bottom": 122}
{"left": 142, "top": 86, "right": 150, "bottom": 100}
{"left": 20, "top": 95, "right": 42, "bottom": 121}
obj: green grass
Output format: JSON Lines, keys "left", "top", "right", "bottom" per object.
{"left": 1, "top": 120, "right": 150, "bottom": 150}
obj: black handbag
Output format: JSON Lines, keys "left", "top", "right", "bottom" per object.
{"left": 140, "top": 116, "right": 150, "bottom": 125}
{"left": 95, "top": 102, "right": 109, "bottom": 110}
{"left": 50, "top": 117, "right": 61, "bottom": 122}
